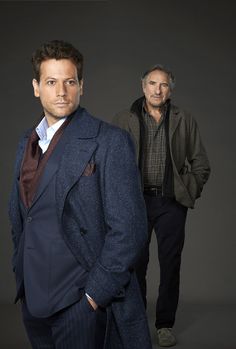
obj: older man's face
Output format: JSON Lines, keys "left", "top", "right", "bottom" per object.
{"left": 142, "top": 70, "right": 171, "bottom": 109}
{"left": 32, "top": 59, "right": 83, "bottom": 126}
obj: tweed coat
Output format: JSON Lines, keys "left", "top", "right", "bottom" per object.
{"left": 9, "top": 107, "right": 152, "bottom": 349}
{"left": 113, "top": 101, "right": 211, "bottom": 208}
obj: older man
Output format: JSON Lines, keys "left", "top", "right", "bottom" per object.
{"left": 113, "top": 64, "right": 210, "bottom": 347}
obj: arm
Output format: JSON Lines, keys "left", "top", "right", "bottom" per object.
{"left": 186, "top": 114, "right": 211, "bottom": 194}
{"left": 8, "top": 135, "right": 27, "bottom": 272}
{"left": 85, "top": 130, "right": 147, "bottom": 307}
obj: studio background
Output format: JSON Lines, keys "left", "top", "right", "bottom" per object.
{"left": 0, "top": 1, "right": 235, "bottom": 348}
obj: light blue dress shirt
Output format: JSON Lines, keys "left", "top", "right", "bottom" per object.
{"left": 36, "top": 117, "right": 67, "bottom": 153}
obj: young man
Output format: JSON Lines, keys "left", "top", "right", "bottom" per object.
{"left": 113, "top": 65, "right": 210, "bottom": 347}
{"left": 9, "top": 40, "right": 152, "bottom": 349}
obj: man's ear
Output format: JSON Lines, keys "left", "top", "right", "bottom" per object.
{"left": 32, "top": 79, "right": 40, "bottom": 97}
{"left": 141, "top": 79, "right": 146, "bottom": 93}
{"left": 79, "top": 79, "right": 84, "bottom": 96}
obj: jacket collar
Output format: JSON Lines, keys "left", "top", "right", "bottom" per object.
{"left": 130, "top": 96, "right": 180, "bottom": 115}
{"left": 130, "top": 96, "right": 173, "bottom": 116}
{"left": 169, "top": 104, "right": 181, "bottom": 139}
{"left": 130, "top": 96, "right": 145, "bottom": 115}
{"left": 44, "top": 106, "right": 101, "bottom": 140}
{"left": 66, "top": 106, "right": 101, "bottom": 139}
{"left": 23, "top": 106, "right": 101, "bottom": 141}
{"left": 130, "top": 96, "right": 181, "bottom": 139}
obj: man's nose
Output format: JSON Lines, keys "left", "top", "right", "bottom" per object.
{"left": 56, "top": 82, "right": 67, "bottom": 96}
{"left": 155, "top": 85, "right": 161, "bottom": 94}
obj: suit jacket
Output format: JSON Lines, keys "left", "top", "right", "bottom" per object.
{"left": 113, "top": 101, "right": 211, "bottom": 208}
{"left": 9, "top": 107, "right": 152, "bottom": 349}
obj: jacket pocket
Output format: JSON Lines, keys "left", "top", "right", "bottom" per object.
{"left": 180, "top": 172, "right": 201, "bottom": 201}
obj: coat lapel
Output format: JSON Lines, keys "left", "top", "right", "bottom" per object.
{"left": 169, "top": 105, "right": 181, "bottom": 141}
{"left": 30, "top": 108, "right": 100, "bottom": 210}
{"left": 54, "top": 108, "right": 101, "bottom": 220}
{"left": 56, "top": 138, "right": 98, "bottom": 219}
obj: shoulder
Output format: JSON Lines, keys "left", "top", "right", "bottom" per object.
{"left": 99, "top": 118, "right": 133, "bottom": 143}
{"left": 114, "top": 109, "right": 134, "bottom": 120}
{"left": 15, "top": 127, "right": 32, "bottom": 149}
{"left": 171, "top": 104, "right": 196, "bottom": 124}
{"left": 17, "top": 127, "right": 33, "bottom": 140}
{"left": 112, "top": 109, "right": 137, "bottom": 128}
{"left": 74, "top": 108, "right": 135, "bottom": 150}
{"left": 77, "top": 109, "right": 132, "bottom": 137}
{"left": 92, "top": 118, "right": 136, "bottom": 159}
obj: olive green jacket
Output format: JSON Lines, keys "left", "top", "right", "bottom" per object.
{"left": 113, "top": 104, "right": 210, "bottom": 208}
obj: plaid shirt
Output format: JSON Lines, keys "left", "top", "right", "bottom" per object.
{"left": 142, "top": 103, "right": 167, "bottom": 187}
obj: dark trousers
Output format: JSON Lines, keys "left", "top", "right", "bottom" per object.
{"left": 135, "top": 196, "right": 187, "bottom": 329}
{"left": 21, "top": 296, "right": 107, "bottom": 349}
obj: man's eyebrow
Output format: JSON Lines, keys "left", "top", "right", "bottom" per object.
{"left": 43, "top": 76, "right": 77, "bottom": 80}
{"left": 148, "top": 79, "right": 169, "bottom": 84}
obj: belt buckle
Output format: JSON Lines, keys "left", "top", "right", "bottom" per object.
{"left": 144, "top": 186, "right": 162, "bottom": 197}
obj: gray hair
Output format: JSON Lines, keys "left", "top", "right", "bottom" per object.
{"left": 141, "top": 64, "right": 175, "bottom": 90}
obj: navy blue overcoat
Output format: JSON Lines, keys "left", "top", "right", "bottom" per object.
{"left": 9, "top": 107, "right": 152, "bottom": 349}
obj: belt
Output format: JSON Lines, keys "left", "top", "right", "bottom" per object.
{"left": 143, "top": 186, "right": 163, "bottom": 197}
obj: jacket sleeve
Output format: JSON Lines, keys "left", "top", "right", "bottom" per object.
{"left": 8, "top": 135, "right": 27, "bottom": 272}
{"left": 186, "top": 114, "right": 211, "bottom": 194}
{"left": 85, "top": 130, "right": 148, "bottom": 307}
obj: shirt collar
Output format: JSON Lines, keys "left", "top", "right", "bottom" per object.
{"left": 36, "top": 116, "right": 67, "bottom": 141}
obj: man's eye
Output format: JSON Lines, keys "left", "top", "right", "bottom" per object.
{"left": 161, "top": 83, "right": 169, "bottom": 88}
{"left": 47, "top": 80, "right": 55, "bottom": 85}
{"left": 66, "top": 80, "right": 76, "bottom": 85}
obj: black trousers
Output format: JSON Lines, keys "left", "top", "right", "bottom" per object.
{"left": 135, "top": 196, "right": 187, "bottom": 329}
{"left": 21, "top": 296, "right": 107, "bottom": 349}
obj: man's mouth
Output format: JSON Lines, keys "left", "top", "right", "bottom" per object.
{"left": 55, "top": 102, "right": 69, "bottom": 105}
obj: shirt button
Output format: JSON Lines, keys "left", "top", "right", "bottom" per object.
{"left": 27, "top": 216, "right": 32, "bottom": 223}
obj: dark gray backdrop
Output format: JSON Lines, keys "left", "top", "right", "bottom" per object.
{"left": 0, "top": 0, "right": 235, "bottom": 347}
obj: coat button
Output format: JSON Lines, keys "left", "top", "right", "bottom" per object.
{"left": 27, "top": 216, "right": 32, "bottom": 223}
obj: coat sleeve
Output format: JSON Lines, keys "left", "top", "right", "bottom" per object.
{"left": 85, "top": 129, "right": 148, "bottom": 307}
{"left": 8, "top": 135, "right": 27, "bottom": 272}
{"left": 186, "top": 114, "right": 211, "bottom": 194}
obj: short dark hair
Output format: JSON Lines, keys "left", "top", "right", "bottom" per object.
{"left": 141, "top": 64, "right": 175, "bottom": 90}
{"left": 31, "top": 40, "right": 83, "bottom": 82}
